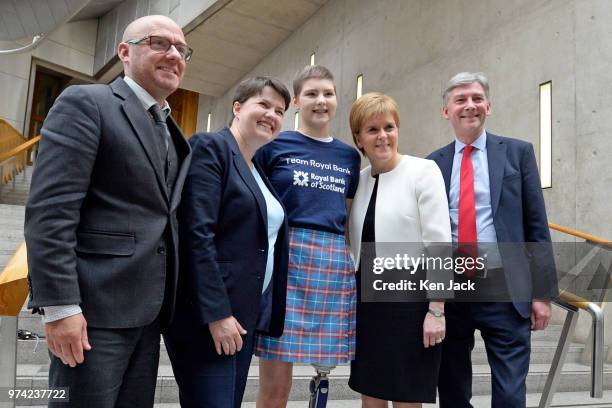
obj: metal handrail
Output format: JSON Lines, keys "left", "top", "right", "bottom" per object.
{"left": 539, "top": 223, "right": 608, "bottom": 407}
{"left": 560, "top": 291, "right": 603, "bottom": 395}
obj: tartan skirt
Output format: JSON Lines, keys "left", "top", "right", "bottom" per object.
{"left": 255, "top": 227, "right": 356, "bottom": 364}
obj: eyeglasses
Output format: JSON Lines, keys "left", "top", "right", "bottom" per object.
{"left": 126, "top": 35, "right": 193, "bottom": 62}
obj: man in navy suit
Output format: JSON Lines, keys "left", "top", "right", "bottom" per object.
{"left": 427, "top": 72, "right": 558, "bottom": 408}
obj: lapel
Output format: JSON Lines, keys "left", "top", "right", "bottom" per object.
{"left": 486, "top": 132, "right": 506, "bottom": 216}
{"left": 434, "top": 142, "right": 455, "bottom": 199}
{"left": 111, "top": 78, "right": 169, "bottom": 203}
{"left": 223, "top": 128, "right": 268, "bottom": 226}
{"left": 167, "top": 117, "right": 192, "bottom": 211}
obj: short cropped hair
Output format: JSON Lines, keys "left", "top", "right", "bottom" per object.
{"left": 349, "top": 92, "right": 400, "bottom": 154}
{"left": 442, "top": 72, "right": 490, "bottom": 106}
{"left": 293, "top": 65, "right": 335, "bottom": 97}
{"left": 229, "top": 76, "right": 291, "bottom": 125}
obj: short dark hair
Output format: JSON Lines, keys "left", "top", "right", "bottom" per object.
{"left": 229, "top": 76, "right": 291, "bottom": 125}
{"left": 293, "top": 65, "right": 335, "bottom": 97}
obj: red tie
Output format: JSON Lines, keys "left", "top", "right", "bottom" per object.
{"left": 458, "top": 145, "right": 477, "bottom": 277}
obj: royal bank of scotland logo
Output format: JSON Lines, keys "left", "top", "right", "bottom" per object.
{"left": 293, "top": 170, "right": 309, "bottom": 186}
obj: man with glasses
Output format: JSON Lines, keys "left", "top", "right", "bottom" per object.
{"left": 25, "top": 15, "right": 192, "bottom": 407}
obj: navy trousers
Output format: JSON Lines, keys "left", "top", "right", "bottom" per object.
{"left": 438, "top": 302, "right": 531, "bottom": 408}
{"left": 164, "top": 328, "right": 255, "bottom": 408}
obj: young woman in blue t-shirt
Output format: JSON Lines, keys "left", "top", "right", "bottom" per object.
{"left": 254, "top": 65, "right": 361, "bottom": 407}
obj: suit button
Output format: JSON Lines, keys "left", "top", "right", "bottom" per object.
{"left": 157, "top": 246, "right": 166, "bottom": 254}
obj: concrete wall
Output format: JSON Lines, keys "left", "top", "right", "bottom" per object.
{"left": 0, "top": 19, "right": 98, "bottom": 133}
{"left": 94, "top": 0, "right": 219, "bottom": 73}
{"left": 198, "top": 0, "right": 611, "bottom": 239}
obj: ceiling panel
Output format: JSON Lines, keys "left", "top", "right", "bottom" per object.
{"left": 0, "top": 0, "right": 328, "bottom": 98}
{"left": 31, "top": 1, "right": 56, "bottom": 36}
{"left": 186, "top": 32, "right": 265, "bottom": 70}
{"left": 227, "top": 0, "right": 320, "bottom": 31}
{"left": 182, "top": 0, "right": 328, "bottom": 96}
{"left": 181, "top": 75, "right": 229, "bottom": 97}
{"left": 14, "top": 2, "right": 38, "bottom": 36}
{"left": 0, "top": 0, "right": 92, "bottom": 41}
{"left": 194, "top": 9, "right": 290, "bottom": 53}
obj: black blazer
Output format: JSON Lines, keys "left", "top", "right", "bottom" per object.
{"left": 177, "top": 128, "right": 288, "bottom": 339}
{"left": 25, "top": 78, "right": 192, "bottom": 328}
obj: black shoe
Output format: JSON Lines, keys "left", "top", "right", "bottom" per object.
{"left": 17, "top": 329, "right": 40, "bottom": 340}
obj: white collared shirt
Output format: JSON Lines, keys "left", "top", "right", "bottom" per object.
{"left": 123, "top": 76, "right": 171, "bottom": 119}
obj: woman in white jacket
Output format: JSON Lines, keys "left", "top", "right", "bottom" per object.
{"left": 348, "top": 92, "right": 452, "bottom": 407}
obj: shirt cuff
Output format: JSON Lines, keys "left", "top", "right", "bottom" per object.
{"left": 42, "top": 305, "right": 82, "bottom": 324}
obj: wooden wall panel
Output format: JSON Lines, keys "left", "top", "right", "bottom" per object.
{"left": 168, "top": 88, "right": 199, "bottom": 138}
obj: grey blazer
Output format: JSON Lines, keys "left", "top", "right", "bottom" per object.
{"left": 25, "top": 78, "right": 192, "bottom": 328}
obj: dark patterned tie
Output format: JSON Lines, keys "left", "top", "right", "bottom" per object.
{"left": 148, "top": 104, "right": 169, "bottom": 177}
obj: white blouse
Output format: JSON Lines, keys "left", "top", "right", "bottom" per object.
{"left": 251, "top": 166, "right": 285, "bottom": 292}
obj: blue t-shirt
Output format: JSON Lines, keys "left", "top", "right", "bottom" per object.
{"left": 255, "top": 131, "right": 361, "bottom": 234}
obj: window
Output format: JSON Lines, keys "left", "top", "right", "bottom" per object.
{"left": 294, "top": 111, "right": 299, "bottom": 130}
{"left": 356, "top": 74, "right": 363, "bottom": 99}
{"left": 310, "top": 53, "right": 315, "bottom": 66}
{"left": 539, "top": 81, "right": 552, "bottom": 188}
{"left": 206, "top": 112, "right": 212, "bottom": 132}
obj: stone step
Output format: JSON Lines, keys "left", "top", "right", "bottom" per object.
{"left": 15, "top": 360, "right": 612, "bottom": 403}
{"left": 242, "top": 390, "right": 612, "bottom": 407}
{"left": 0, "top": 166, "right": 32, "bottom": 206}
{"left": 15, "top": 305, "right": 569, "bottom": 336}
{"left": 26, "top": 390, "right": 612, "bottom": 408}
{"left": 0, "top": 203, "right": 26, "bottom": 272}
{"left": 15, "top": 335, "right": 588, "bottom": 367}
{"left": 15, "top": 309, "right": 584, "bottom": 367}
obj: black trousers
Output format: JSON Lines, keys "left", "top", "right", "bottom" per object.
{"left": 48, "top": 317, "right": 161, "bottom": 408}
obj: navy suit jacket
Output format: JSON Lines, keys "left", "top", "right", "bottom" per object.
{"left": 173, "top": 128, "right": 288, "bottom": 355}
{"left": 427, "top": 132, "right": 558, "bottom": 317}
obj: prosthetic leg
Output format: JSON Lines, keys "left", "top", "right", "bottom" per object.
{"left": 308, "top": 364, "right": 335, "bottom": 408}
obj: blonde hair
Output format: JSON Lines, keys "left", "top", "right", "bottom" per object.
{"left": 349, "top": 92, "right": 400, "bottom": 153}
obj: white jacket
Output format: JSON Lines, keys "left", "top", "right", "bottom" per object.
{"left": 349, "top": 155, "right": 452, "bottom": 269}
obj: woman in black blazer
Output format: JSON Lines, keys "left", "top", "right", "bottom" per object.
{"left": 164, "top": 77, "right": 292, "bottom": 408}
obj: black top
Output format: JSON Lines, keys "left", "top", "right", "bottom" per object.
{"left": 362, "top": 176, "right": 378, "bottom": 244}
